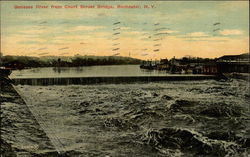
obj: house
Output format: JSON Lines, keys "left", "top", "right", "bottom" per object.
{"left": 156, "top": 58, "right": 169, "bottom": 70}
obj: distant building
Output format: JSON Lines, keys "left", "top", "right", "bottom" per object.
{"left": 140, "top": 60, "right": 156, "bottom": 70}
{"left": 203, "top": 62, "right": 218, "bottom": 74}
{"left": 217, "top": 53, "right": 249, "bottom": 62}
{"left": 140, "top": 53, "right": 249, "bottom": 74}
{"left": 217, "top": 53, "right": 249, "bottom": 73}
{"left": 156, "top": 59, "right": 169, "bottom": 70}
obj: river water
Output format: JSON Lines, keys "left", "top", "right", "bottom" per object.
{"left": 10, "top": 65, "right": 173, "bottom": 78}
{"left": 14, "top": 79, "right": 250, "bottom": 157}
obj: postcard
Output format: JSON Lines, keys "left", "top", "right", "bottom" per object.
{"left": 0, "top": 1, "right": 249, "bottom": 157}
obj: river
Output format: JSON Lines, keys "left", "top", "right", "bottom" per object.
{"left": 10, "top": 65, "right": 172, "bottom": 78}
{"left": 13, "top": 79, "right": 250, "bottom": 157}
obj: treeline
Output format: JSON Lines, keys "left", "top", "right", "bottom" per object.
{"left": 0, "top": 55, "right": 141, "bottom": 69}
{"left": 70, "top": 56, "right": 141, "bottom": 66}
{"left": 174, "top": 57, "right": 215, "bottom": 64}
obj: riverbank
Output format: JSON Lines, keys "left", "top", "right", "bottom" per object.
{"left": 0, "top": 83, "right": 60, "bottom": 156}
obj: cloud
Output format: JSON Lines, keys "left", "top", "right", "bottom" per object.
{"left": 18, "top": 29, "right": 48, "bottom": 34}
{"left": 186, "top": 32, "right": 209, "bottom": 37}
{"left": 218, "top": 2, "right": 248, "bottom": 11}
{"left": 64, "top": 26, "right": 105, "bottom": 32}
{"left": 219, "top": 29, "right": 243, "bottom": 36}
{"left": 158, "top": 30, "right": 179, "bottom": 35}
{"left": 120, "top": 27, "right": 131, "bottom": 30}
{"left": 122, "top": 31, "right": 147, "bottom": 37}
{"left": 18, "top": 41, "right": 42, "bottom": 45}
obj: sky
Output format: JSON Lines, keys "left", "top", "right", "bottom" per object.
{"left": 1, "top": 1, "right": 249, "bottom": 60}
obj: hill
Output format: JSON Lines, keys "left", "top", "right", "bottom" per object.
{"left": 0, "top": 55, "right": 142, "bottom": 69}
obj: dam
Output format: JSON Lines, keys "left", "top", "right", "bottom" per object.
{"left": 12, "top": 75, "right": 219, "bottom": 86}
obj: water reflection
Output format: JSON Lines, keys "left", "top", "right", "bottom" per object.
{"left": 10, "top": 65, "right": 171, "bottom": 78}
{"left": 53, "top": 67, "right": 87, "bottom": 74}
